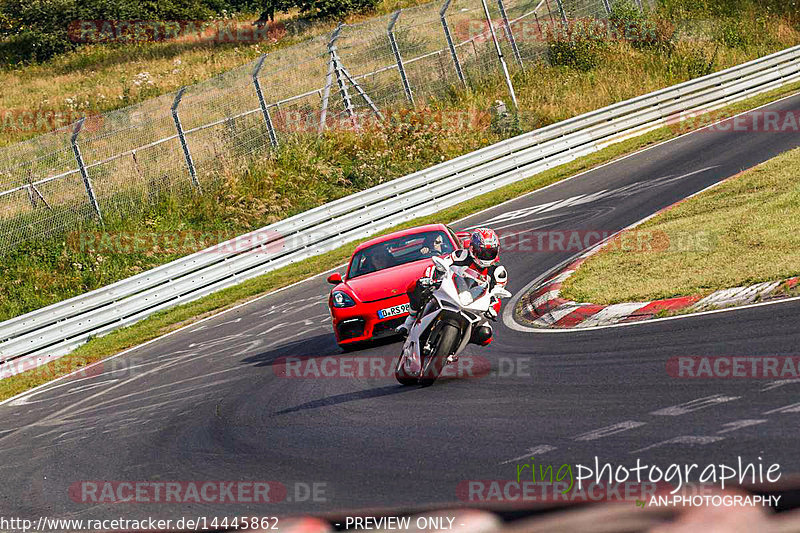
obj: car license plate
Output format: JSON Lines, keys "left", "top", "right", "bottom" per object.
{"left": 378, "top": 303, "right": 410, "bottom": 319}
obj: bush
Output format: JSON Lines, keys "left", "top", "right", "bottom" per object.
{"left": 289, "top": 0, "right": 377, "bottom": 19}
{"left": 609, "top": 0, "right": 675, "bottom": 52}
{"left": 546, "top": 20, "right": 607, "bottom": 71}
{"left": 714, "top": 17, "right": 750, "bottom": 48}
{"left": 0, "top": 0, "right": 245, "bottom": 65}
{"left": 666, "top": 45, "right": 718, "bottom": 79}
{"left": 0, "top": 0, "right": 381, "bottom": 65}
{"left": 659, "top": 0, "right": 799, "bottom": 20}
{"left": 0, "top": 29, "right": 74, "bottom": 63}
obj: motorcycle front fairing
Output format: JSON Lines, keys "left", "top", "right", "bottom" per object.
{"left": 401, "top": 263, "right": 494, "bottom": 376}
{"left": 446, "top": 265, "right": 494, "bottom": 357}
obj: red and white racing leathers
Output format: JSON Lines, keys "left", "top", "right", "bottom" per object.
{"left": 402, "top": 249, "right": 508, "bottom": 345}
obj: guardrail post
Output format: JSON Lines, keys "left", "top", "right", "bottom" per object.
{"left": 71, "top": 118, "right": 103, "bottom": 224}
{"left": 554, "top": 0, "right": 568, "bottom": 28}
{"left": 635, "top": 0, "right": 644, "bottom": 12}
{"left": 171, "top": 87, "right": 201, "bottom": 191}
{"left": 480, "top": 0, "right": 518, "bottom": 110}
{"left": 601, "top": 0, "right": 612, "bottom": 15}
{"left": 497, "top": 0, "right": 523, "bottom": 68}
{"left": 328, "top": 24, "right": 359, "bottom": 131}
{"left": 252, "top": 54, "right": 279, "bottom": 148}
{"left": 440, "top": 0, "right": 467, "bottom": 88}
{"left": 388, "top": 10, "right": 415, "bottom": 106}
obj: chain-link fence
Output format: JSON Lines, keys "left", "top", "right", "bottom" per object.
{"left": 0, "top": 0, "right": 648, "bottom": 256}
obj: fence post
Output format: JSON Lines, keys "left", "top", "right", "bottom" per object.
{"left": 440, "top": 0, "right": 467, "bottom": 88}
{"left": 25, "top": 185, "right": 36, "bottom": 209}
{"left": 25, "top": 168, "right": 36, "bottom": 209}
{"left": 319, "top": 53, "right": 336, "bottom": 135}
{"left": 555, "top": 0, "right": 568, "bottom": 27}
{"left": 71, "top": 118, "right": 103, "bottom": 224}
{"left": 388, "top": 10, "right": 415, "bottom": 106}
{"left": 252, "top": 54, "right": 279, "bottom": 148}
{"left": 601, "top": 0, "right": 612, "bottom": 15}
{"left": 339, "top": 66, "right": 384, "bottom": 121}
{"left": 171, "top": 87, "right": 201, "bottom": 191}
{"left": 635, "top": 0, "right": 644, "bottom": 12}
{"left": 497, "top": 0, "right": 523, "bottom": 68}
{"left": 329, "top": 24, "right": 358, "bottom": 131}
{"left": 480, "top": 0, "right": 518, "bottom": 109}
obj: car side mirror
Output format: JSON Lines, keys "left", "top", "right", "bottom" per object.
{"left": 327, "top": 272, "right": 343, "bottom": 285}
{"left": 461, "top": 239, "right": 471, "bottom": 249}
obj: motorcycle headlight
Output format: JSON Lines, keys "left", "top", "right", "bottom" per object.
{"left": 458, "top": 291, "right": 475, "bottom": 306}
{"left": 332, "top": 291, "right": 356, "bottom": 308}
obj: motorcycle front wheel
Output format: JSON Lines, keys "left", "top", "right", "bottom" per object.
{"left": 418, "top": 322, "right": 460, "bottom": 387}
{"left": 394, "top": 348, "right": 419, "bottom": 386}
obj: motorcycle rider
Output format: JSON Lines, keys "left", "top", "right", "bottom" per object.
{"left": 397, "top": 227, "right": 508, "bottom": 346}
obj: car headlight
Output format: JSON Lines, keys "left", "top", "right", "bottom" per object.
{"left": 332, "top": 291, "right": 356, "bottom": 308}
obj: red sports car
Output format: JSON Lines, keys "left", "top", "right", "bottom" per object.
{"left": 327, "top": 224, "right": 469, "bottom": 350}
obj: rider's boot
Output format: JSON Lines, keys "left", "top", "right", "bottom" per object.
{"left": 396, "top": 310, "right": 417, "bottom": 337}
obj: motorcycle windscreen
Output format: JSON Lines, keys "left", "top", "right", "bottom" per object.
{"left": 453, "top": 271, "right": 488, "bottom": 306}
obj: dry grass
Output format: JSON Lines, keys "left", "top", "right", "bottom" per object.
{"left": 0, "top": 0, "right": 430, "bottom": 146}
{"left": 2, "top": 18, "right": 799, "bottom": 319}
{"left": 562, "top": 146, "right": 800, "bottom": 305}
{"left": 1, "top": 1, "right": 797, "bottom": 147}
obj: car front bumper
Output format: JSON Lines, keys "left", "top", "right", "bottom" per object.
{"left": 330, "top": 295, "right": 410, "bottom": 345}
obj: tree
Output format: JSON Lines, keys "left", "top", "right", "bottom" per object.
{"left": 280, "top": 0, "right": 377, "bottom": 20}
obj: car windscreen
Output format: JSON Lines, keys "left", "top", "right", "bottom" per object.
{"left": 347, "top": 231, "right": 455, "bottom": 279}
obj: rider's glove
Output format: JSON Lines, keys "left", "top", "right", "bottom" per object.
{"left": 419, "top": 277, "right": 435, "bottom": 289}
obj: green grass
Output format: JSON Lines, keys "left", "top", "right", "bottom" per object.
{"left": 2, "top": 79, "right": 800, "bottom": 401}
{"left": 561, "top": 140, "right": 800, "bottom": 306}
{"left": 4, "top": 24, "right": 800, "bottom": 322}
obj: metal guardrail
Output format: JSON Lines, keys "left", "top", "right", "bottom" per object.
{"left": 1, "top": 45, "right": 799, "bottom": 378}
{"left": 2, "top": 0, "right": 595, "bottom": 257}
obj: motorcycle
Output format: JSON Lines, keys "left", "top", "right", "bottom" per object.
{"left": 394, "top": 255, "right": 512, "bottom": 386}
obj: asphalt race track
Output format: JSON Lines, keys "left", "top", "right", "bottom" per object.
{"left": 2, "top": 94, "right": 800, "bottom": 521}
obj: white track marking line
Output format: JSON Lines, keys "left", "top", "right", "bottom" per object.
{"left": 5, "top": 91, "right": 799, "bottom": 409}
{"left": 764, "top": 402, "right": 800, "bottom": 414}
{"left": 650, "top": 394, "right": 741, "bottom": 416}
{"left": 574, "top": 421, "right": 646, "bottom": 441}
{"left": 0, "top": 267, "right": 342, "bottom": 408}
{"left": 762, "top": 379, "right": 800, "bottom": 391}
{"left": 0, "top": 346, "right": 241, "bottom": 440}
{"left": 717, "top": 420, "right": 767, "bottom": 434}
{"left": 631, "top": 435, "right": 725, "bottom": 454}
{"left": 499, "top": 445, "right": 557, "bottom": 465}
